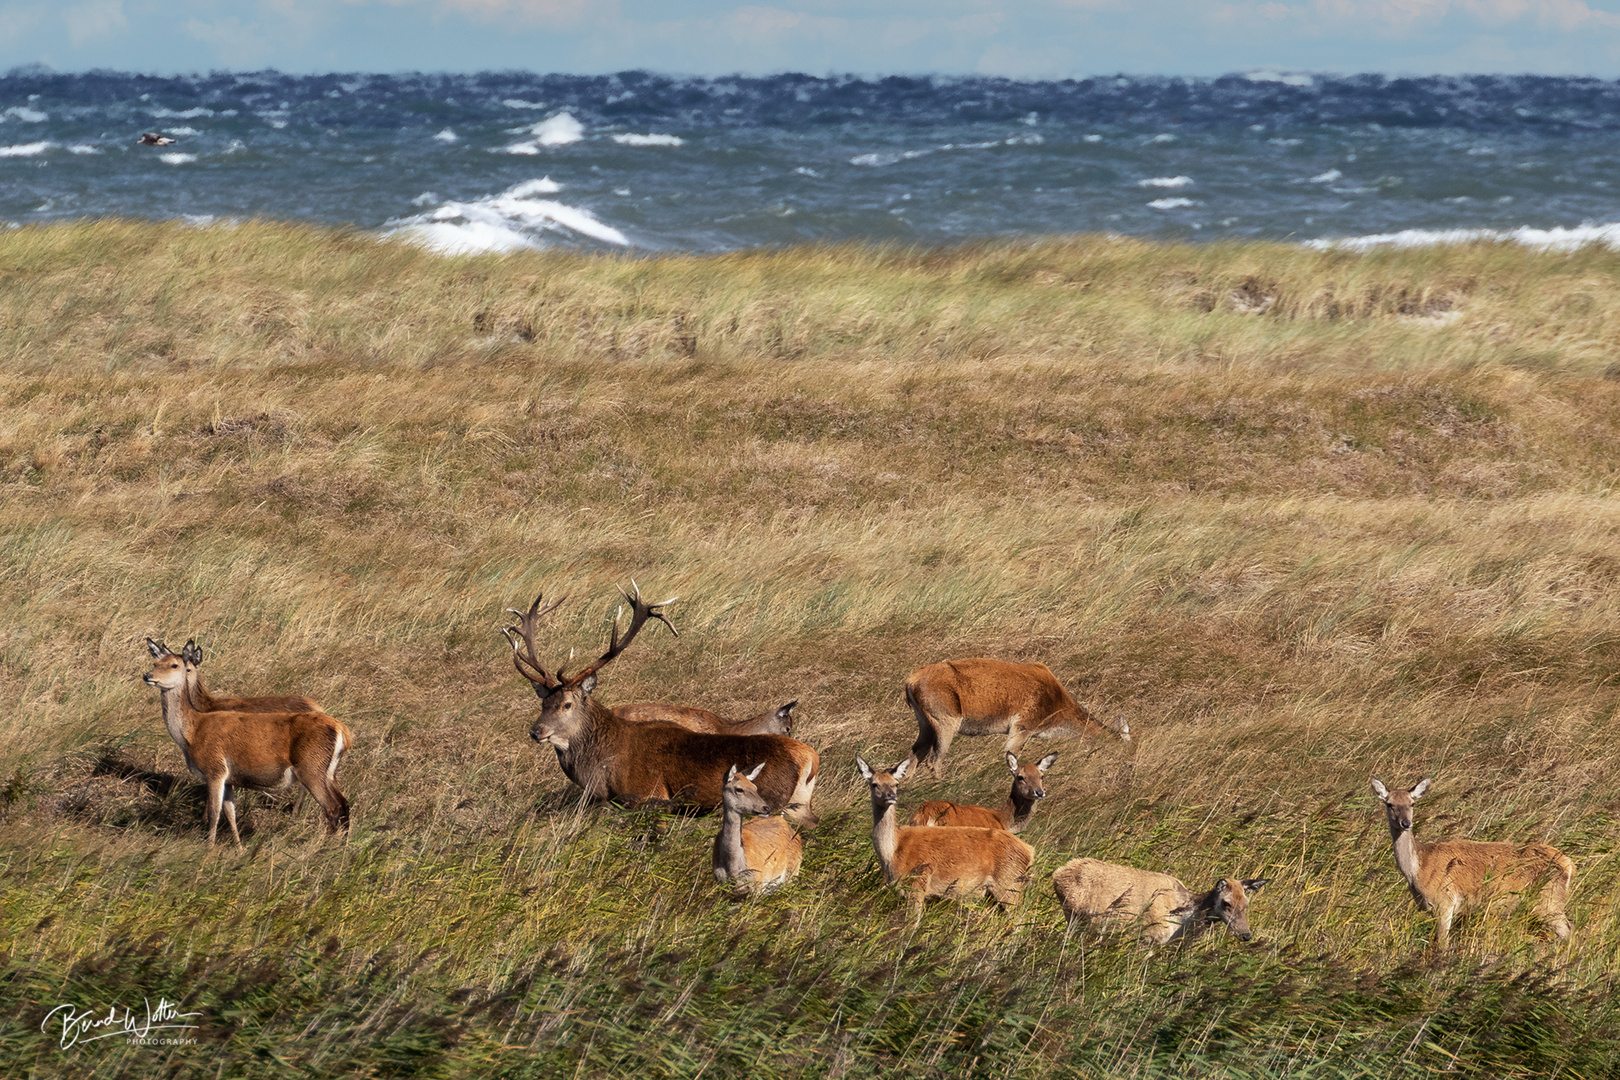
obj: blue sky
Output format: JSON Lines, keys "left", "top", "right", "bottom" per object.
{"left": 5, "top": 0, "right": 1620, "bottom": 77}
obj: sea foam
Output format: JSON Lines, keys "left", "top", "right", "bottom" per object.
{"left": 1307, "top": 222, "right": 1620, "bottom": 253}
{"left": 612, "top": 133, "right": 684, "bottom": 146}
{"left": 391, "top": 177, "right": 627, "bottom": 255}
{"left": 0, "top": 141, "right": 50, "bottom": 157}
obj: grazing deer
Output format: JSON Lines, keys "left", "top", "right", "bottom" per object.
{"left": 146, "top": 638, "right": 322, "bottom": 715}
{"left": 910, "top": 751, "right": 1058, "bottom": 833}
{"left": 1052, "top": 858, "right": 1270, "bottom": 944}
{"left": 1370, "top": 777, "right": 1574, "bottom": 948}
{"left": 904, "top": 658, "right": 1128, "bottom": 777}
{"left": 854, "top": 756, "right": 1034, "bottom": 909}
{"left": 142, "top": 648, "right": 352, "bottom": 845}
{"left": 712, "top": 763, "right": 803, "bottom": 894}
{"left": 616, "top": 699, "right": 798, "bottom": 737}
{"left": 503, "top": 586, "right": 820, "bottom": 827}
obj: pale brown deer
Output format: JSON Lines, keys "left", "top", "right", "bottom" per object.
{"left": 503, "top": 586, "right": 820, "bottom": 827}
{"left": 712, "top": 763, "right": 803, "bottom": 894}
{"left": 146, "top": 638, "right": 321, "bottom": 715}
{"left": 1052, "top": 858, "right": 1270, "bottom": 944}
{"left": 904, "top": 658, "right": 1128, "bottom": 777}
{"left": 910, "top": 751, "right": 1057, "bottom": 833}
{"left": 854, "top": 756, "right": 1035, "bottom": 910}
{"left": 143, "top": 649, "right": 352, "bottom": 845}
{"left": 1370, "top": 777, "right": 1574, "bottom": 948}
{"left": 615, "top": 699, "right": 798, "bottom": 737}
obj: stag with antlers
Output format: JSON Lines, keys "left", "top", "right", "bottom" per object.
{"left": 503, "top": 585, "right": 820, "bottom": 826}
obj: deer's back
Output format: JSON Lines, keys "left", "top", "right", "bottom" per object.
{"left": 910, "top": 800, "right": 1006, "bottom": 830}
{"left": 908, "top": 658, "right": 1077, "bottom": 733}
{"left": 893, "top": 825, "right": 1033, "bottom": 895}
{"left": 603, "top": 722, "right": 816, "bottom": 809}
{"left": 205, "top": 692, "right": 322, "bottom": 715}
{"left": 1419, "top": 838, "right": 1574, "bottom": 902}
{"left": 1053, "top": 858, "right": 1191, "bottom": 927}
{"left": 616, "top": 701, "right": 789, "bottom": 737}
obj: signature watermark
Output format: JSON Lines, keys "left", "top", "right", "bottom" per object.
{"left": 42, "top": 997, "right": 203, "bottom": 1049}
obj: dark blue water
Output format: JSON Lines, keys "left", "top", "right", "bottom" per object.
{"left": 5, "top": 68, "right": 1620, "bottom": 253}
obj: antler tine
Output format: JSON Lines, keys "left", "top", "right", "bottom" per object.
{"left": 568, "top": 582, "right": 678, "bottom": 685}
{"left": 502, "top": 590, "right": 566, "bottom": 689}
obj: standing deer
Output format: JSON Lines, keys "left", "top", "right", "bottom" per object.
{"left": 503, "top": 586, "right": 820, "bottom": 826}
{"left": 1370, "top": 777, "right": 1574, "bottom": 948}
{"left": 910, "top": 751, "right": 1057, "bottom": 833}
{"left": 1051, "top": 858, "right": 1270, "bottom": 944}
{"left": 712, "top": 763, "right": 803, "bottom": 894}
{"left": 616, "top": 700, "right": 798, "bottom": 737}
{"left": 904, "top": 658, "right": 1128, "bottom": 777}
{"left": 854, "top": 756, "right": 1034, "bottom": 910}
{"left": 143, "top": 648, "right": 351, "bottom": 845}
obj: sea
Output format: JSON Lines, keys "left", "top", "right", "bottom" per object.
{"left": 6, "top": 68, "right": 1620, "bottom": 256}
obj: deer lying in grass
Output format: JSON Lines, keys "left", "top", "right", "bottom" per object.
{"left": 1370, "top": 777, "right": 1574, "bottom": 948}
{"left": 910, "top": 751, "right": 1057, "bottom": 833}
{"left": 143, "top": 648, "right": 352, "bottom": 845}
{"left": 616, "top": 699, "right": 798, "bottom": 737}
{"left": 855, "top": 756, "right": 1034, "bottom": 910}
{"left": 712, "top": 763, "right": 803, "bottom": 894}
{"left": 1052, "top": 858, "right": 1270, "bottom": 944}
{"left": 505, "top": 586, "right": 820, "bottom": 827}
{"left": 905, "top": 658, "right": 1128, "bottom": 777}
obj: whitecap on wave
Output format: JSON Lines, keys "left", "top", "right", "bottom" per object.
{"left": 1308, "top": 222, "right": 1620, "bottom": 253}
{"left": 160, "top": 153, "right": 197, "bottom": 165}
{"left": 612, "top": 133, "right": 684, "bottom": 147}
{"left": 1147, "top": 197, "right": 1196, "bottom": 210}
{"left": 1138, "top": 176, "right": 1192, "bottom": 188}
{"left": 3, "top": 106, "right": 47, "bottom": 123}
{"left": 0, "top": 141, "right": 50, "bottom": 157}
{"left": 389, "top": 176, "right": 628, "bottom": 255}
{"left": 502, "top": 112, "right": 585, "bottom": 155}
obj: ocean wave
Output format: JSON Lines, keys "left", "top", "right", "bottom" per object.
{"left": 532, "top": 113, "right": 584, "bottom": 146}
{"left": 149, "top": 107, "right": 216, "bottom": 119}
{"left": 1138, "top": 176, "right": 1192, "bottom": 188}
{"left": 434, "top": 128, "right": 458, "bottom": 143}
{"left": 389, "top": 177, "right": 627, "bottom": 255}
{"left": 1307, "top": 223, "right": 1620, "bottom": 252}
{"left": 1147, "top": 197, "right": 1196, "bottom": 209}
{"left": 0, "top": 141, "right": 50, "bottom": 157}
{"left": 612, "top": 133, "right": 684, "bottom": 146}
{"left": 3, "top": 106, "right": 46, "bottom": 123}
{"left": 160, "top": 153, "right": 197, "bottom": 165}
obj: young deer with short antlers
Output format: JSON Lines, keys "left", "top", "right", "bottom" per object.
{"left": 143, "top": 648, "right": 351, "bottom": 845}
{"left": 855, "top": 756, "right": 1034, "bottom": 910}
{"left": 503, "top": 585, "right": 820, "bottom": 826}
{"left": 905, "top": 658, "right": 1128, "bottom": 777}
{"left": 712, "top": 763, "right": 803, "bottom": 894}
{"left": 1370, "top": 777, "right": 1574, "bottom": 949}
{"left": 910, "top": 751, "right": 1058, "bottom": 833}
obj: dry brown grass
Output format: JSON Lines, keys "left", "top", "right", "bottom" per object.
{"left": 4, "top": 221, "right": 1620, "bottom": 1077}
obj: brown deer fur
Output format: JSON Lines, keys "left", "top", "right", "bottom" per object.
{"left": 507, "top": 587, "right": 819, "bottom": 827}
{"left": 905, "top": 658, "right": 1128, "bottom": 776}
{"left": 1052, "top": 858, "right": 1270, "bottom": 944}
{"left": 1371, "top": 777, "right": 1574, "bottom": 948}
{"left": 855, "top": 756, "right": 1034, "bottom": 908}
{"left": 712, "top": 763, "right": 803, "bottom": 893}
{"left": 615, "top": 700, "right": 797, "bottom": 737}
{"left": 143, "top": 650, "right": 351, "bottom": 845}
{"left": 911, "top": 751, "right": 1057, "bottom": 833}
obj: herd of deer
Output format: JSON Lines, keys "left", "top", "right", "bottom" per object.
{"left": 138, "top": 583, "right": 1577, "bottom": 950}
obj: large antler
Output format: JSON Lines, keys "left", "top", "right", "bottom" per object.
{"left": 502, "top": 591, "right": 568, "bottom": 695}
{"left": 560, "top": 581, "right": 678, "bottom": 687}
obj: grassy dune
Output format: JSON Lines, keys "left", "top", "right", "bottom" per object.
{"left": 3, "top": 220, "right": 1620, "bottom": 1077}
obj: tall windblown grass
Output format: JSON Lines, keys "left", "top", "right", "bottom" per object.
{"left": 3, "top": 221, "right": 1620, "bottom": 1078}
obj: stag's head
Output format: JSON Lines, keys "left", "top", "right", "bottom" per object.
{"left": 503, "top": 584, "right": 677, "bottom": 745}
{"left": 1370, "top": 776, "right": 1429, "bottom": 834}
{"left": 1008, "top": 751, "right": 1058, "bottom": 802}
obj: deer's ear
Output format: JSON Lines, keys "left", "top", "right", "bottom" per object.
{"left": 1037, "top": 752, "right": 1059, "bottom": 773}
{"left": 1370, "top": 777, "right": 1389, "bottom": 800}
{"left": 1410, "top": 778, "right": 1431, "bottom": 801}
{"left": 892, "top": 758, "right": 910, "bottom": 781}
{"left": 530, "top": 681, "right": 554, "bottom": 700}
{"left": 146, "top": 638, "right": 167, "bottom": 658}
{"left": 1006, "top": 752, "right": 1020, "bottom": 775}
{"left": 579, "top": 674, "right": 597, "bottom": 696}
{"left": 855, "top": 757, "right": 874, "bottom": 781}
{"left": 1213, "top": 879, "right": 1233, "bottom": 904}
{"left": 725, "top": 765, "right": 739, "bottom": 782}
{"left": 1241, "top": 878, "right": 1271, "bottom": 895}
{"left": 746, "top": 762, "right": 766, "bottom": 781}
